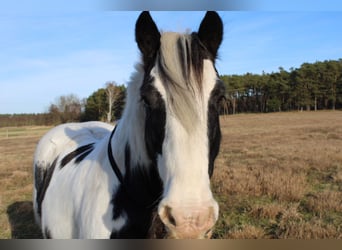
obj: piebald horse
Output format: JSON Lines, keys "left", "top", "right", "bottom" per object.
{"left": 33, "top": 11, "right": 225, "bottom": 239}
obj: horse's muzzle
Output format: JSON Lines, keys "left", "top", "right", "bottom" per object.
{"left": 155, "top": 204, "right": 217, "bottom": 239}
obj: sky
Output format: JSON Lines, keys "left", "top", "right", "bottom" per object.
{"left": 1, "top": 1, "right": 342, "bottom": 114}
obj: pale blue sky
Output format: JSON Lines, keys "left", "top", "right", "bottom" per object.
{"left": 1, "top": 1, "right": 342, "bottom": 113}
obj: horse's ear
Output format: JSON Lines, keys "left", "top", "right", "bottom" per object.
{"left": 135, "top": 11, "right": 161, "bottom": 66}
{"left": 198, "top": 11, "right": 223, "bottom": 59}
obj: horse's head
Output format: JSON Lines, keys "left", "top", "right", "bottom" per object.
{"left": 135, "top": 11, "right": 224, "bottom": 239}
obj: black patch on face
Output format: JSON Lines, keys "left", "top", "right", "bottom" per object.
{"left": 60, "top": 143, "right": 95, "bottom": 168}
{"left": 140, "top": 77, "right": 166, "bottom": 160}
{"left": 207, "top": 80, "right": 225, "bottom": 177}
{"left": 111, "top": 144, "right": 163, "bottom": 238}
{"left": 35, "top": 157, "right": 58, "bottom": 218}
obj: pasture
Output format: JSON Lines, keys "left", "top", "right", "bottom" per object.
{"left": 0, "top": 111, "right": 341, "bottom": 238}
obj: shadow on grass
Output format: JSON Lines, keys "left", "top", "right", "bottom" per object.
{"left": 7, "top": 201, "right": 43, "bottom": 239}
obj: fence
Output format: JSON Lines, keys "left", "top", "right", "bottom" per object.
{"left": 0, "top": 126, "right": 51, "bottom": 139}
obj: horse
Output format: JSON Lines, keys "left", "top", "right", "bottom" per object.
{"left": 33, "top": 11, "right": 225, "bottom": 239}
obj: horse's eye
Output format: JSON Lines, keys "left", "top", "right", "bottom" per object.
{"left": 141, "top": 96, "right": 150, "bottom": 107}
{"left": 141, "top": 86, "right": 163, "bottom": 110}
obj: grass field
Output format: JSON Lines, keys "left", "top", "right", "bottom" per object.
{"left": 0, "top": 111, "right": 341, "bottom": 239}
{"left": 0, "top": 126, "right": 52, "bottom": 238}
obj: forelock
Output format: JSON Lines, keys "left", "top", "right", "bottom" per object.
{"left": 155, "top": 32, "right": 213, "bottom": 132}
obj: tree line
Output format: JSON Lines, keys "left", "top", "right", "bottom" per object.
{"left": 1, "top": 59, "right": 341, "bottom": 127}
{"left": 0, "top": 82, "right": 126, "bottom": 127}
{"left": 221, "top": 59, "right": 342, "bottom": 114}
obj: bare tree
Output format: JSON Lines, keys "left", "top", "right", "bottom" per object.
{"left": 48, "top": 94, "right": 82, "bottom": 123}
{"left": 105, "top": 82, "right": 120, "bottom": 123}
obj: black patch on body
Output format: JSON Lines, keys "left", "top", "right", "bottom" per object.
{"left": 60, "top": 143, "right": 95, "bottom": 168}
{"left": 35, "top": 143, "right": 95, "bottom": 221}
{"left": 35, "top": 157, "right": 58, "bottom": 218}
{"left": 110, "top": 144, "right": 163, "bottom": 239}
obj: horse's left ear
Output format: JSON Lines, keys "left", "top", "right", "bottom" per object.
{"left": 198, "top": 11, "right": 223, "bottom": 59}
{"left": 135, "top": 11, "right": 161, "bottom": 67}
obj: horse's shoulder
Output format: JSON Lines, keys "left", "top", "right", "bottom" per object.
{"left": 35, "top": 122, "right": 114, "bottom": 163}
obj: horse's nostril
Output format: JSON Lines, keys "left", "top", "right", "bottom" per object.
{"left": 148, "top": 211, "right": 168, "bottom": 238}
{"left": 163, "top": 206, "right": 177, "bottom": 227}
{"left": 204, "top": 229, "right": 212, "bottom": 239}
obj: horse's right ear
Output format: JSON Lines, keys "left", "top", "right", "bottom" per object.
{"left": 135, "top": 11, "right": 161, "bottom": 66}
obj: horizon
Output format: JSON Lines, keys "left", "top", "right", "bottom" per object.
{"left": 1, "top": 4, "right": 342, "bottom": 114}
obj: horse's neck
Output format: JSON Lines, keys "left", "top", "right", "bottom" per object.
{"left": 108, "top": 69, "right": 163, "bottom": 237}
{"left": 110, "top": 69, "right": 151, "bottom": 175}
{"left": 113, "top": 116, "right": 150, "bottom": 173}
{"left": 109, "top": 78, "right": 161, "bottom": 203}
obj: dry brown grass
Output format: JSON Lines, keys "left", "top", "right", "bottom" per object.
{"left": 0, "top": 127, "right": 50, "bottom": 238}
{"left": 227, "top": 224, "right": 266, "bottom": 239}
{"left": 212, "top": 111, "right": 342, "bottom": 239}
{"left": 0, "top": 111, "right": 342, "bottom": 239}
